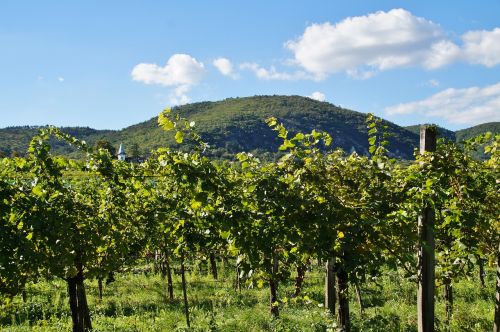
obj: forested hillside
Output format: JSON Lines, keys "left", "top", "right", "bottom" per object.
{"left": 0, "top": 126, "right": 116, "bottom": 158}
{"left": 1, "top": 96, "right": 497, "bottom": 159}
{"left": 404, "top": 124, "right": 456, "bottom": 141}
{"left": 405, "top": 122, "right": 500, "bottom": 159}
{"left": 405, "top": 122, "right": 500, "bottom": 142}
{"left": 455, "top": 122, "right": 500, "bottom": 141}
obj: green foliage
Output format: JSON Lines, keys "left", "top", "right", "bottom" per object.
{"left": 390, "top": 131, "right": 499, "bottom": 288}
{"left": 0, "top": 107, "right": 498, "bottom": 329}
{"left": 0, "top": 126, "right": 153, "bottom": 319}
{"left": 128, "top": 143, "right": 140, "bottom": 160}
{"left": 94, "top": 140, "right": 117, "bottom": 156}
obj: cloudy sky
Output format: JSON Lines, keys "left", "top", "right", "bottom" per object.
{"left": 1, "top": 1, "right": 499, "bottom": 130}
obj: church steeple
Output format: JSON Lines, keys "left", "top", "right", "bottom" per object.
{"left": 117, "top": 143, "right": 126, "bottom": 161}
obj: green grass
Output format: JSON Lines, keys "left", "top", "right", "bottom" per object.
{"left": 0, "top": 263, "right": 496, "bottom": 331}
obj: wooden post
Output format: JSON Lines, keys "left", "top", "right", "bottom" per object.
{"left": 294, "top": 263, "right": 306, "bottom": 297}
{"left": 478, "top": 256, "right": 486, "bottom": 288}
{"left": 418, "top": 126, "right": 436, "bottom": 332}
{"left": 154, "top": 249, "right": 160, "bottom": 274}
{"left": 180, "top": 253, "right": 190, "bottom": 328}
{"left": 336, "top": 267, "right": 350, "bottom": 332}
{"left": 325, "top": 257, "right": 335, "bottom": 315}
{"left": 494, "top": 241, "right": 500, "bottom": 332}
{"left": 354, "top": 281, "right": 364, "bottom": 315}
{"left": 164, "top": 250, "right": 174, "bottom": 300}
{"left": 209, "top": 252, "right": 218, "bottom": 280}
{"left": 270, "top": 253, "right": 280, "bottom": 317}
{"left": 444, "top": 278, "right": 453, "bottom": 323}
{"left": 235, "top": 265, "right": 241, "bottom": 292}
{"left": 98, "top": 278, "right": 103, "bottom": 300}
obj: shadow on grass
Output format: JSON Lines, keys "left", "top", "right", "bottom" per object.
{"left": 353, "top": 313, "right": 417, "bottom": 332}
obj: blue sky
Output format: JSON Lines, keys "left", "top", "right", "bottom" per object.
{"left": 1, "top": 1, "right": 499, "bottom": 130}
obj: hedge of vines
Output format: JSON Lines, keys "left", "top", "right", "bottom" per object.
{"left": 0, "top": 109, "right": 498, "bottom": 331}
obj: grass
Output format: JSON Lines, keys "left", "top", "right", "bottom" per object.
{"left": 0, "top": 262, "right": 496, "bottom": 331}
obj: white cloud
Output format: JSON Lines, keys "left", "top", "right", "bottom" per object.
{"left": 345, "top": 68, "right": 376, "bottom": 80}
{"left": 286, "top": 9, "right": 445, "bottom": 78}
{"left": 385, "top": 82, "right": 500, "bottom": 125}
{"left": 240, "top": 62, "right": 312, "bottom": 81}
{"left": 132, "top": 54, "right": 205, "bottom": 86}
{"left": 309, "top": 91, "right": 326, "bottom": 102}
{"left": 461, "top": 28, "right": 500, "bottom": 67}
{"left": 285, "top": 9, "right": 500, "bottom": 78}
{"left": 213, "top": 57, "right": 238, "bottom": 79}
{"left": 169, "top": 85, "right": 191, "bottom": 105}
{"left": 422, "top": 28, "right": 500, "bottom": 69}
{"left": 58, "top": 77, "right": 64, "bottom": 82}
{"left": 131, "top": 53, "right": 205, "bottom": 106}
{"left": 423, "top": 40, "right": 462, "bottom": 69}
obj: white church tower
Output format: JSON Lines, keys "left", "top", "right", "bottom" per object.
{"left": 117, "top": 143, "right": 126, "bottom": 161}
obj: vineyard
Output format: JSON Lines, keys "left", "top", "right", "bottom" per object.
{"left": 0, "top": 109, "right": 499, "bottom": 332}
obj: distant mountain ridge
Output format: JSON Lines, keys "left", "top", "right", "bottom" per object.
{"left": 405, "top": 122, "right": 500, "bottom": 142}
{"left": 0, "top": 95, "right": 497, "bottom": 159}
{"left": 0, "top": 126, "right": 116, "bottom": 158}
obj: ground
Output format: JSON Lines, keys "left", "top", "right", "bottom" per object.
{"left": 0, "top": 262, "right": 495, "bottom": 331}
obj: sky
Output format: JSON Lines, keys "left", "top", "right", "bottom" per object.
{"left": 1, "top": 1, "right": 499, "bottom": 131}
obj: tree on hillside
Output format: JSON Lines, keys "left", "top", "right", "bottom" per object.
{"left": 94, "top": 140, "right": 116, "bottom": 156}
{"left": 129, "top": 142, "right": 141, "bottom": 160}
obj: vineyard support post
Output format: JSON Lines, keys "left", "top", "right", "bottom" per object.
{"left": 98, "top": 278, "right": 103, "bottom": 300}
{"left": 165, "top": 250, "right": 174, "bottom": 300}
{"left": 209, "top": 252, "right": 218, "bottom": 280}
{"left": 494, "top": 241, "right": 500, "bottom": 332}
{"left": 355, "top": 281, "right": 364, "bottom": 315}
{"left": 269, "top": 252, "right": 279, "bottom": 317}
{"left": 235, "top": 265, "right": 240, "bottom": 292}
{"left": 336, "top": 266, "right": 350, "bottom": 331}
{"left": 294, "top": 263, "right": 306, "bottom": 297}
{"left": 418, "top": 126, "right": 436, "bottom": 332}
{"left": 325, "top": 257, "right": 335, "bottom": 315}
{"left": 478, "top": 256, "right": 486, "bottom": 288}
{"left": 154, "top": 250, "right": 160, "bottom": 274}
{"left": 444, "top": 278, "right": 453, "bottom": 322}
{"left": 180, "top": 252, "right": 190, "bottom": 328}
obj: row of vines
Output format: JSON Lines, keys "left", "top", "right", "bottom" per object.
{"left": 0, "top": 109, "right": 498, "bottom": 331}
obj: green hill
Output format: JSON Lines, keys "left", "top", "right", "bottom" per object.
{"left": 1, "top": 95, "right": 496, "bottom": 160}
{"left": 405, "top": 122, "right": 499, "bottom": 159}
{"left": 0, "top": 126, "right": 116, "bottom": 158}
{"left": 0, "top": 95, "right": 420, "bottom": 159}
{"left": 405, "top": 122, "right": 500, "bottom": 143}
{"left": 119, "top": 95, "right": 421, "bottom": 159}
{"left": 404, "top": 125, "right": 456, "bottom": 141}
{"left": 455, "top": 122, "right": 500, "bottom": 142}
